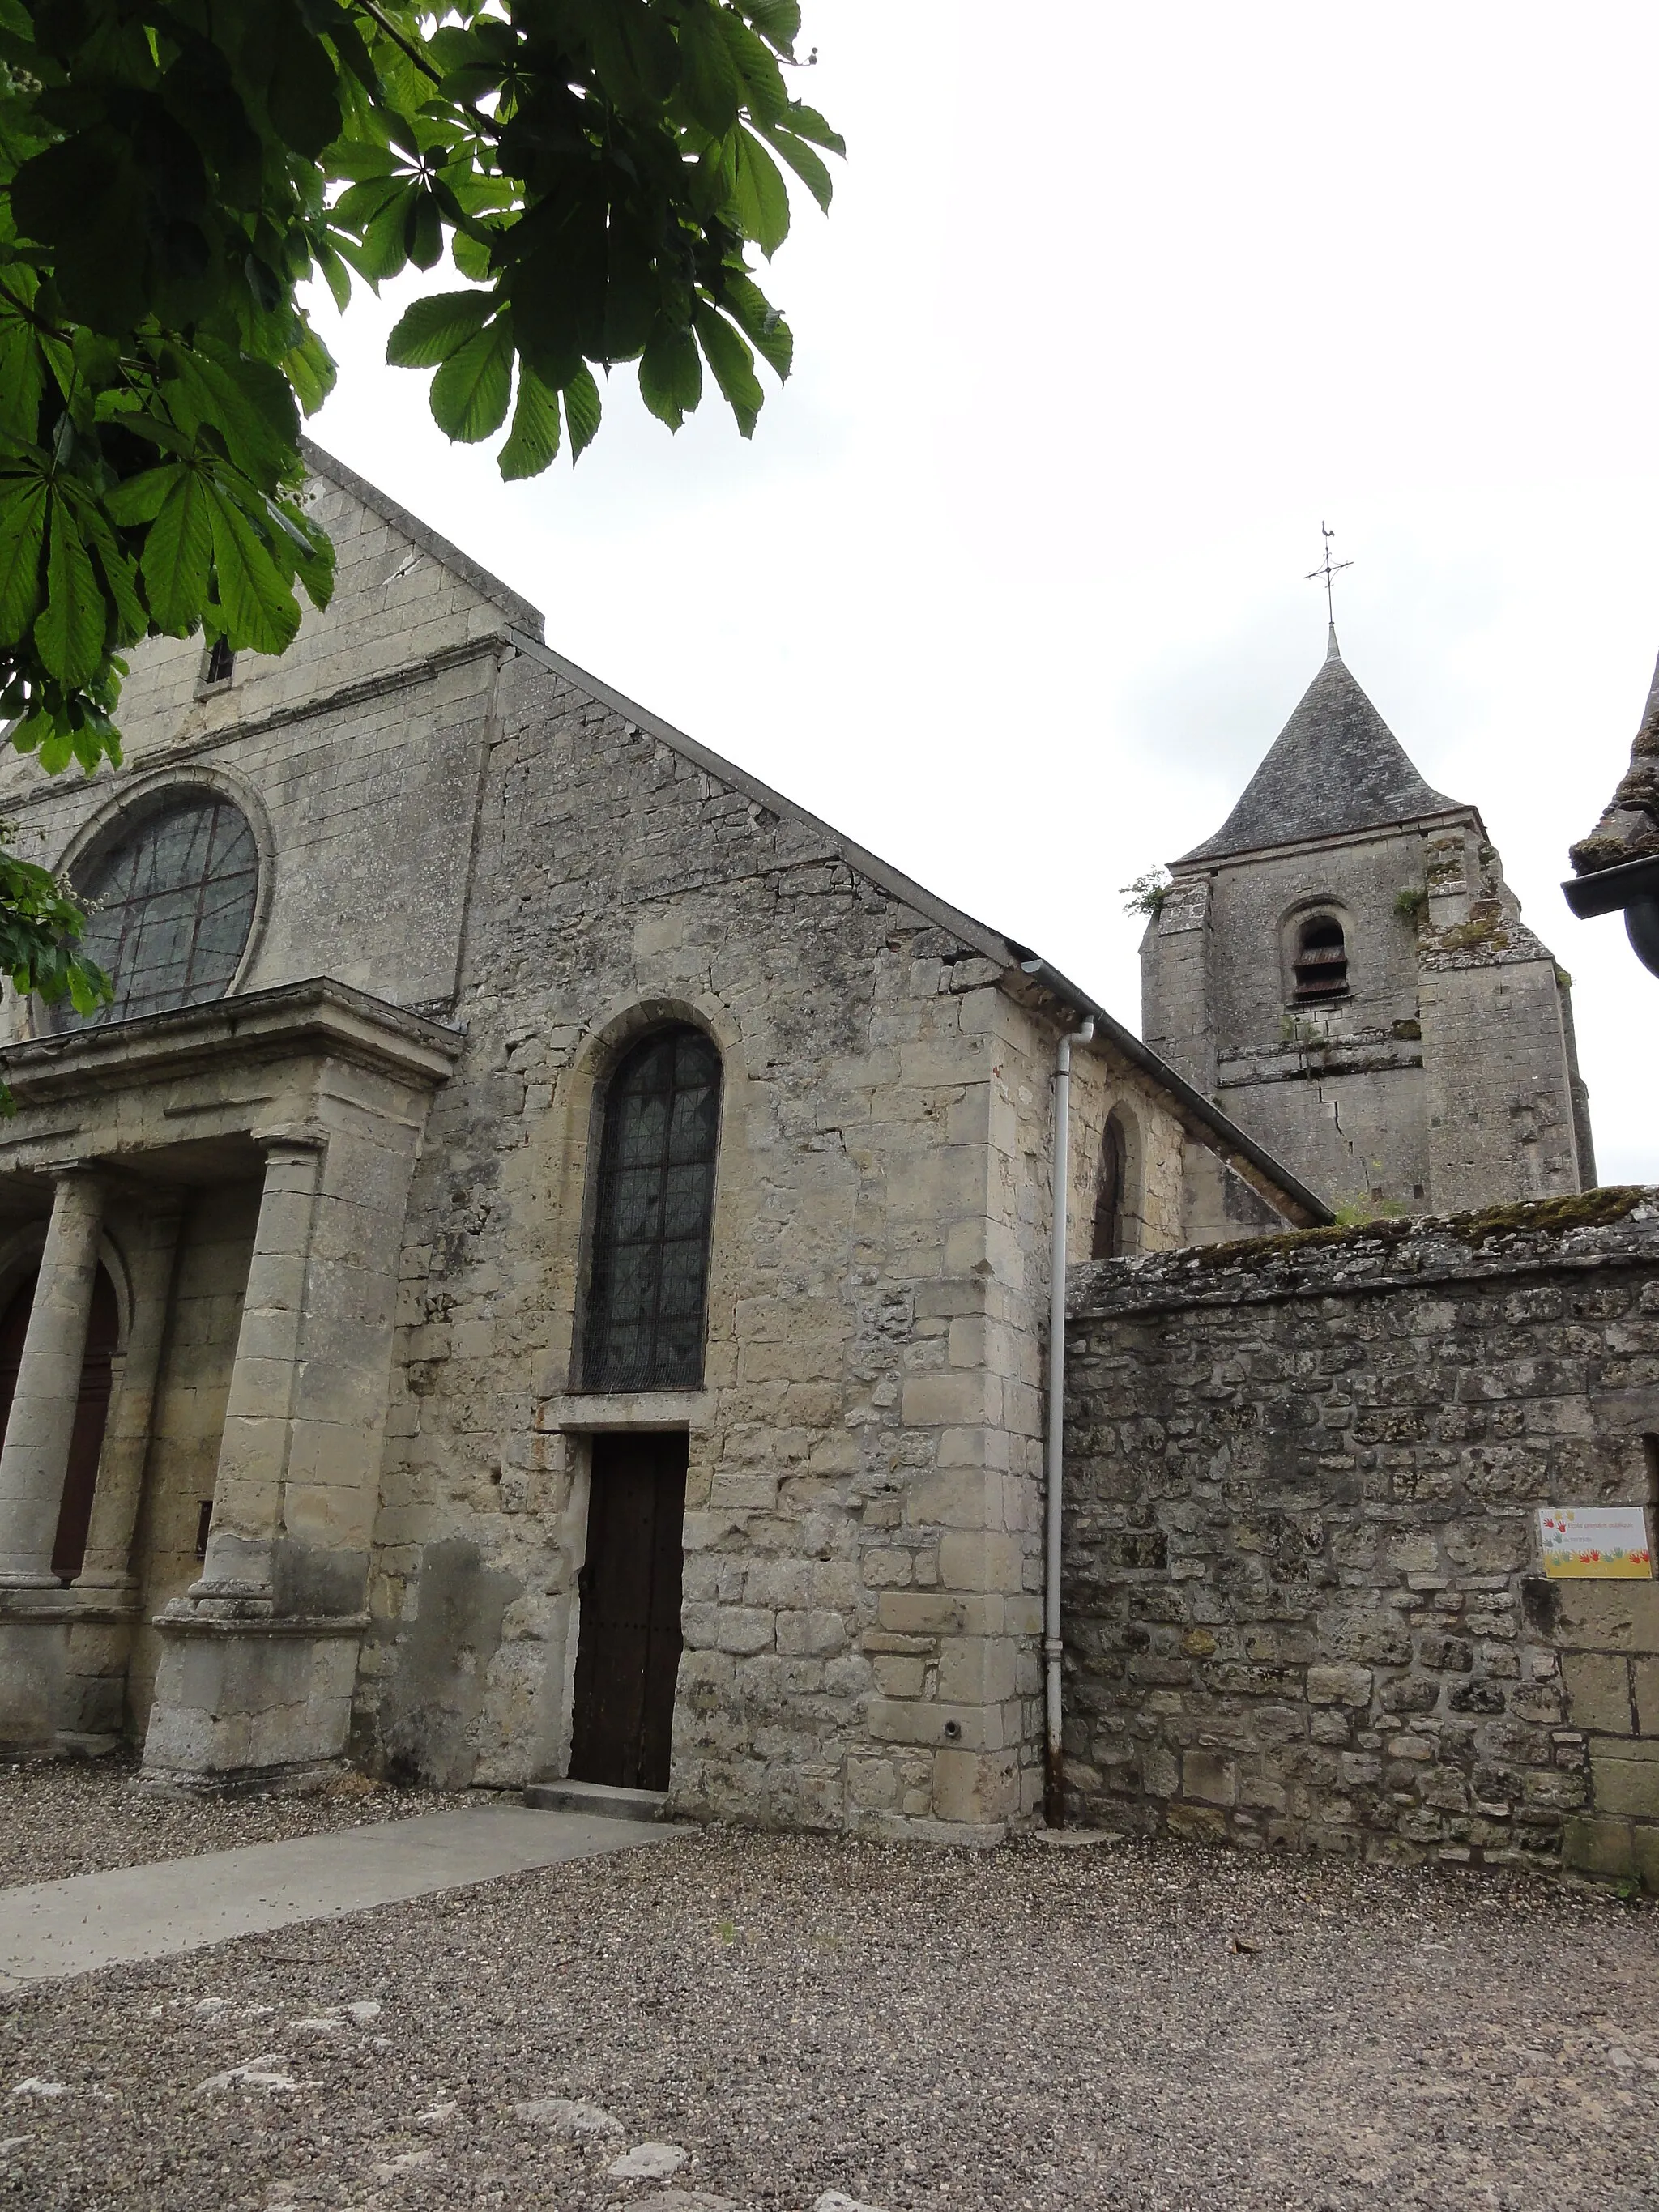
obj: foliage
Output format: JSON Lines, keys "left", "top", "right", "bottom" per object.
{"left": 1120, "top": 867, "right": 1171, "bottom": 919}
{"left": 0, "top": 0, "right": 840, "bottom": 1017}
{"left": 0, "top": 830, "right": 109, "bottom": 1100}
{"left": 1393, "top": 884, "right": 1429, "bottom": 925}
{"left": 1329, "top": 1195, "right": 1409, "bottom": 1227}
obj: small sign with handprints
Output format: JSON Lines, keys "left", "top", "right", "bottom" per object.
{"left": 1537, "top": 1506, "right": 1653, "bottom": 1579}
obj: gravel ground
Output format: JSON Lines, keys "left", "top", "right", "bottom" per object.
{"left": 1, "top": 1778, "right": 1656, "bottom": 2212}
{"left": 0, "top": 1755, "right": 473, "bottom": 1888}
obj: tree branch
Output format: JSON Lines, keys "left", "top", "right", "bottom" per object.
{"left": 350, "top": 0, "right": 444, "bottom": 89}
{"left": 0, "top": 275, "right": 70, "bottom": 343}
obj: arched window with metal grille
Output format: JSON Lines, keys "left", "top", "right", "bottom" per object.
{"left": 582, "top": 1025, "right": 723, "bottom": 1392}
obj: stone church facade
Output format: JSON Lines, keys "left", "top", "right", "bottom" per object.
{"left": 1142, "top": 628, "right": 1593, "bottom": 1225}
{"left": 0, "top": 446, "right": 1324, "bottom": 1841}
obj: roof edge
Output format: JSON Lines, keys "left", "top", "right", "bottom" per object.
{"left": 1170, "top": 803, "right": 1486, "bottom": 874}
{"left": 502, "top": 630, "right": 1329, "bottom": 1225}
{"left": 504, "top": 627, "right": 1014, "bottom": 966}
{"left": 1001, "top": 953, "right": 1333, "bottom": 1227}
{"left": 301, "top": 439, "right": 546, "bottom": 641}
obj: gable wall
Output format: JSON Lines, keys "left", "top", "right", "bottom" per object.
{"left": 355, "top": 647, "right": 1085, "bottom": 1837}
{"left": 0, "top": 471, "right": 514, "bottom": 1034}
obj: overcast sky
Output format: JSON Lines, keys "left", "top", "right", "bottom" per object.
{"left": 306, "top": 0, "right": 1659, "bottom": 1183}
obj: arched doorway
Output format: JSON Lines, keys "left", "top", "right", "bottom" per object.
{"left": 0, "top": 1266, "right": 121, "bottom": 1582}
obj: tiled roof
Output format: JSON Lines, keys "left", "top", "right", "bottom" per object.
{"left": 1179, "top": 633, "right": 1463, "bottom": 863}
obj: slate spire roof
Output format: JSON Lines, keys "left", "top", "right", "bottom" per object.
{"left": 1177, "top": 632, "right": 1464, "bottom": 863}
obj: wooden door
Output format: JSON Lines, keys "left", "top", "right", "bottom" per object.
{"left": 569, "top": 1432, "right": 688, "bottom": 1790}
{"left": 0, "top": 1266, "right": 119, "bottom": 1583}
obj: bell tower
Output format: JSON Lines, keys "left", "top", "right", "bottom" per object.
{"left": 1141, "top": 628, "right": 1594, "bottom": 1230}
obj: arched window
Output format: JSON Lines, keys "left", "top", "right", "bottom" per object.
{"left": 1091, "top": 1107, "right": 1142, "bottom": 1259}
{"left": 582, "top": 1025, "right": 722, "bottom": 1392}
{"left": 65, "top": 794, "right": 259, "bottom": 1027}
{"left": 1092, "top": 1114, "right": 1128, "bottom": 1259}
{"left": 1290, "top": 913, "right": 1349, "bottom": 1001}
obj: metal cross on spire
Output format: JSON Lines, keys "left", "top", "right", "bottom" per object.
{"left": 1306, "top": 522, "right": 1352, "bottom": 659}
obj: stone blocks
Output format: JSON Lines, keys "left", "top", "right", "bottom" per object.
{"left": 142, "top": 1622, "right": 360, "bottom": 1784}
{"left": 1062, "top": 1196, "right": 1659, "bottom": 1876}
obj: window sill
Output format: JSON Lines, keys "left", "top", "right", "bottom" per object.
{"left": 539, "top": 1389, "right": 713, "bottom": 1433}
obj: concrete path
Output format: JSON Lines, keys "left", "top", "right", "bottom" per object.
{"left": 0, "top": 1805, "right": 683, "bottom": 1992}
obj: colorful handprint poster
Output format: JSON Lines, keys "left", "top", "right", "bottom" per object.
{"left": 1537, "top": 1506, "right": 1653, "bottom": 1579}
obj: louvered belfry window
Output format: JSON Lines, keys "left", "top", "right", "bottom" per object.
{"left": 1291, "top": 914, "right": 1350, "bottom": 1000}
{"left": 582, "top": 1026, "right": 723, "bottom": 1392}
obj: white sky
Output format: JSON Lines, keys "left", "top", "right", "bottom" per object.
{"left": 305, "top": 0, "right": 1659, "bottom": 1183}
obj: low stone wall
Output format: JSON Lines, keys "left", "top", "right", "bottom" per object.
{"left": 1061, "top": 1191, "right": 1659, "bottom": 1882}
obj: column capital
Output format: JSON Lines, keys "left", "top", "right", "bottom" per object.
{"left": 249, "top": 1125, "right": 327, "bottom": 1158}
{"left": 35, "top": 1158, "right": 109, "bottom": 1187}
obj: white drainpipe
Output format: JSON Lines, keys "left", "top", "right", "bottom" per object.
{"left": 1044, "top": 1015, "right": 1094, "bottom": 1827}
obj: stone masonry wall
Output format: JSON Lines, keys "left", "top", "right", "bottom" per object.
{"left": 1062, "top": 1193, "right": 1659, "bottom": 1875}
{"left": 356, "top": 633, "right": 1243, "bottom": 1837}
{"left": 359, "top": 640, "right": 1162, "bottom": 1839}
{"left": 0, "top": 461, "right": 516, "bottom": 1035}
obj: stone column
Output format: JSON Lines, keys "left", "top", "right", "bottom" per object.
{"left": 0, "top": 1168, "right": 105, "bottom": 1748}
{"left": 0, "top": 1169, "right": 107, "bottom": 1586}
{"left": 75, "top": 1204, "right": 183, "bottom": 1594}
{"left": 57, "top": 1204, "right": 184, "bottom": 1747}
{"left": 145, "top": 1099, "right": 421, "bottom": 1788}
{"left": 189, "top": 1139, "right": 324, "bottom": 1610}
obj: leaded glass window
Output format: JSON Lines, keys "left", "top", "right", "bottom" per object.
{"left": 583, "top": 1026, "right": 722, "bottom": 1392}
{"left": 66, "top": 796, "right": 259, "bottom": 1026}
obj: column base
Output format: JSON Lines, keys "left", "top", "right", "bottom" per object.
{"left": 0, "top": 1605, "right": 69, "bottom": 1752}
{"left": 0, "top": 1588, "right": 139, "bottom": 1752}
{"left": 142, "top": 1607, "right": 368, "bottom": 1784}
{"left": 134, "top": 1754, "right": 351, "bottom": 1801}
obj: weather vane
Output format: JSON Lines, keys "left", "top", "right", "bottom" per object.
{"left": 1305, "top": 521, "right": 1352, "bottom": 624}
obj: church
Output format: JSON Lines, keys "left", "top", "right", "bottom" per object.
{"left": 0, "top": 453, "right": 1594, "bottom": 1843}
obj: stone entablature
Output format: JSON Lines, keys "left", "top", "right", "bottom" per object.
{"left": 1061, "top": 1193, "right": 1659, "bottom": 1881}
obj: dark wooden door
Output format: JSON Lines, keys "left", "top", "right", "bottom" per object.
{"left": 0, "top": 1266, "right": 119, "bottom": 1583}
{"left": 569, "top": 1432, "right": 688, "bottom": 1790}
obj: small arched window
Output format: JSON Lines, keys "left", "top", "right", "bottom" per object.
{"left": 582, "top": 1025, "right": 722, "bottom": 1392}
{"left": 1290, "top": 913, "right": 1349, "bottom": 1002}
{"left": 64, "top": 794, "right": 259, "bottom": 1027}
{"left": 1092, "top": 1114, "right": 1128, "bottom": 1259}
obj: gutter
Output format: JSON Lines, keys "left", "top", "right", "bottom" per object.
{"left": 1563, "top": 852, "right": 1659, "bottom": 979}
{"left": 1043, "top": 1015, "right": 1093, "bottom": 1829}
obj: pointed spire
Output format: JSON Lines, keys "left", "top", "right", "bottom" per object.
{"left": 1176, "top": 646, "right": 1465, "bottom": 863}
